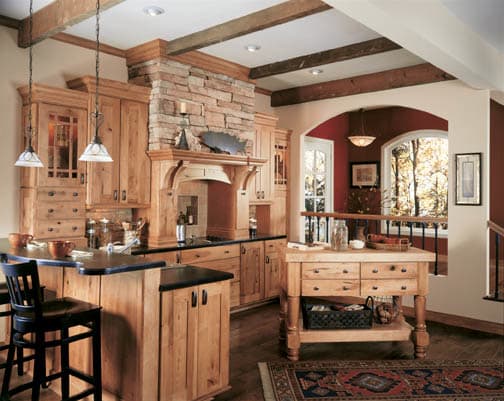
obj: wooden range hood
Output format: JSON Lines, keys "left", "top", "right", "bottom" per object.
{"left": 144, "top": 149, "right": 267, "bottom": 247}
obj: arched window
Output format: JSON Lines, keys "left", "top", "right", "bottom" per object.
{"left": 382, "top": 130, "right": 448, "bottom": 235}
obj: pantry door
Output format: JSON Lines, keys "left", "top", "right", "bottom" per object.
{"left": 303, "top": 136, "right": 333, "bottom": 242}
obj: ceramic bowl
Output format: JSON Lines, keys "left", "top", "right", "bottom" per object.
{"left": 8, "top": 233, "right": 33, "bottom": 248}
{"left": 349, "top": 240, "right": 365, "bottom": 249}
{"left": 48, "top": 240, "right": 75, "bottom": 258}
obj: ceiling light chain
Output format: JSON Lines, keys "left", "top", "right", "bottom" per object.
{"left": 348, "top": 108, "right": 376, "bottom": 147}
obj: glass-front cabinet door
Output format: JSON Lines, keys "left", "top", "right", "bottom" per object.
{"left": 37, "top": 104, "right": 87, "bottom": 187}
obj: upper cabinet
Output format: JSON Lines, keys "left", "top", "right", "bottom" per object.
{"left": 251, "top": 113, "right": 278, "bottom": 204}
{"left": 274, "top": 128, "right": 290, "bottom": 192}
{"left": 67, "top": 76, "right": 151, "bottom": 209}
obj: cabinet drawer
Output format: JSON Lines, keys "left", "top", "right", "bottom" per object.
{"left": 302, "top": 279, "right": 360, "bottom": 296}
{"left": 265, "top": 238, "right": 287, "bottom": 254}
{"left": 361, "top": 279, "right": 417, "bottom": 295}
{"left": 302, "top": 263, "right": 359, "bottom": 279}
{"left": 38, "top": 188, "right": 85, "bottom": 202}
{"left": 361, "top": 263, "right": 417, "bottom": 279}
{"left": 37, "top": 203, "right": 86, "bottom": 220}
{"left": 180, "top": 244, "right": 240, "bottom": 264}
{"left": 34, "top": 219, "right": 85, "bottom": 238}
{"left": 192, "top": 257, "right": 240, "bottom": 283}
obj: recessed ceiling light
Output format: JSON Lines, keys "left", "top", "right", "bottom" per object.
{"left": 245, "top": 44, "right": 261, "bottom": 52}
{"left": 309, "top": 68, "right": 323, "bottom": 75}
{"left": 143, "top": 6, "right": 165, "bottom": 16}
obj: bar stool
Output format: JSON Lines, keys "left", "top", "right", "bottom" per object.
{"left": 0, "top": 259, "right": 102, "bottom": 401}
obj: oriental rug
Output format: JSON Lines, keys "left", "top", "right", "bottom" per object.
{"left": 259, "top": 359, "right": 504, "bottom": 401}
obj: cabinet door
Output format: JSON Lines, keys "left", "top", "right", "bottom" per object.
{"left": 264, "top": 251, "right": 281, "bottom": 298}
{"left": 120, "top": 100, "right": 150, "bottom": 206}
{"left": 86, "top": 95, "right": 121, "bottom": 206}
{"left": 37, "top": 103, "right": 87, "bottom": 187}
{"left": 196, "top": 281, "right": 230, "bottom": 398}
{"left": 240, "top": 242, "right": 264, "bottom": 304}
{"left": 160, "top": 286, "right": 198, "bottom": 401}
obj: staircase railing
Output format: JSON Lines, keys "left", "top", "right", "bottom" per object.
{"left": 486, "top": 220, "right": 504, "bottom": 301}
{"left": 301, "top": 211, "right": 448, "bottom": 275}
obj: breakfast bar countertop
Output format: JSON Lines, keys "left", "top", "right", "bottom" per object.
{"left": 0, "top": 238, "right": 166, "bottom": 275}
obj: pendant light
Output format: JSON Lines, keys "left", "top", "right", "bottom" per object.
{"left": 348, "top": 108, "right": 376, "bottom": 147}
{"left": 15, "top": 0, "right": 43, "bottom": 168}
{"left": 79, "top": 0, "right": 112, "bottom": 162}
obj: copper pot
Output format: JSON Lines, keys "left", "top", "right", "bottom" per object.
{"left": 48, "top": 241, "right": 75, "bottom": 258}
{"left": 8, "top": 233, "right": 33, "bottom": 248}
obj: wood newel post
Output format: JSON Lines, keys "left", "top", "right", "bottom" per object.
{"left": 413, "top": 295, "right": 429, "bottom": 359}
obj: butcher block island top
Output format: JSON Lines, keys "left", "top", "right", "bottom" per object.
{"left": 280, "top": 246, "right": 435, "bottom": 361}
{"left": 0, "top": 239, "right": 234, "bottom": 401}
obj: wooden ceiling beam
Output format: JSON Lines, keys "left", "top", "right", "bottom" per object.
{"left": 249, "top": 37, "right": 401, "bottom": 79}
{"left": 165, "top": 0, "right": 331, "bottom": 55}
{"left": 18, "top": 0, "right": 125, "bottom": 48}
{"left": 271, "top": 63, "right": 455, "bottom": 107}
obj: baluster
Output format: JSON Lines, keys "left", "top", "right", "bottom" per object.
{"left": 316, "top": 216, "right": 321, "bottom": 242}
{"left": 408, "top": 222, "right": 413, "bottom": 244}
{"left": 398, "top": 222, "right": 401, "bottom": 238}
{"left": 307, "top": 216, "right": 312, "bottom": 243}
{"left": 421, "top": 223, "right": 426, "bottom": 249}
{"left": 325, "top": 216, "right": 329, "bottom": 244}
{"left": 386, "top": 220, "right": 390, "bottom": 237}
{"left": 495, "top": 233, "right": 500, "bottom": 299}
{"left": 434, "top": 223, "right": 439, "bottom": 275}
{"left": 365, "top": 220, "right": 369, "bottom": 239}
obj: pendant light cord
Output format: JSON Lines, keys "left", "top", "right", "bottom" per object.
{"left": 27, "top": 0, "right": 33, "bottom": 145}
{"left": 94, "top": 0, "right": 101, "bottom": 140}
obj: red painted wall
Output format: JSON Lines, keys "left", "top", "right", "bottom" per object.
{"left": 307, "top": 113, "right": 349, "bottom": 211}
{"left": 490, "top": 100, "right": 504, "bottom": 226}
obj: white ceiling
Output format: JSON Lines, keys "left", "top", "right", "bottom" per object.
{"left": 0, "top": 0, "right": 501, "bottom": 92}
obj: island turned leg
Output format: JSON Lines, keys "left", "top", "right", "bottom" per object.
{"left": 279, "top": 289, "right": 287, "bottom": 343}
{"left": 286, "top": 296, "right": 300, "bottom": 361}
{"left": 413, "top": 295, "right": 429, "bottom": 359}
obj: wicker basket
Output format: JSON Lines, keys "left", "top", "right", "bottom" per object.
{"left": 373, "top": 296, "right": 400, "bottom": 324}
{"left": 302, "top": 297, "right": 373, "bottom": 330}
{"left": 366, "top": 236, "right": 410, "bottom": 251}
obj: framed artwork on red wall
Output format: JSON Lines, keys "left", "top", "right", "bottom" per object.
{"left": 350, "top": 161, "right": 379, "bottom": 188}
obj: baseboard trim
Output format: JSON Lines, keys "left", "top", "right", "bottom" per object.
{"left": 402, "top": 306, "right": 504, "bottom": 336}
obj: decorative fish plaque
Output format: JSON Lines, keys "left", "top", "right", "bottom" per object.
{"left": 201, "top": 131, "right": 247, "bottom": 155}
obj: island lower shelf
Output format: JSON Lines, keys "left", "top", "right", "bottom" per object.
{"left": 298, "top": 318, "right": 413, "bottom": 343}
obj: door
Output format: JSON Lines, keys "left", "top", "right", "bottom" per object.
{"left": 38, "top": 103, "right": 87, "bottom": 187}
{"left": 240, "top": 242, "right": 264, "bottom": 304}
{"left": 86, "top": 95, "right": 121, "bottom": 206}
{"left": 252, "top": 124, "right": 273, "bottom": 202}
{"left": 264, "top": 250, "right": 281, "bottom": 298}
{"left": 303, "top": 136, "right": 333, "bottom": 242}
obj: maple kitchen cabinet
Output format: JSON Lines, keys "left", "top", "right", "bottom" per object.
{"left": 160, "top": 270, "right": 231, "bottom": 401}
{"left": 18, "top": 84, "right": 88, "bottom": 245}
{"left": 264, "top": 238, "right": 286, "bottom": 298}
{"left": 67, "top": 76, "right": 151, "bottom": 208}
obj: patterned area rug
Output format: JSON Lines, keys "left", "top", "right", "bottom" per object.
{"left": 259, "top": 359, "right": 504, "bottom": 401}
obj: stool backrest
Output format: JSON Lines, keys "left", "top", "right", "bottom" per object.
{"left": 0, "top": 259, "right": 43, "bottom": 319}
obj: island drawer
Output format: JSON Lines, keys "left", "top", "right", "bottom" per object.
{"left": 361, "top": 279, "right": 417, "bottom": 295}
{"left": 34, "top": 219, "right": 85, "bottom": 238}
{"left": 302, "top": 263, "right": 359, "bottom": 279}
{"left": 361, "top": 263, "right": 417, "bottom": 279}
{"left": 302, "top": 279, "right": 360, "bottom": 296}
{"left": 37, "top": 203, "right": 86, "bottom": 220}
{"left": 37, "top": 187, "right": 85, "bottom": 202}
{"left": 180, "top": 244, "right": 240, "bottom": 264}
{"left": 265, "top": 238, "right": 287, "bottom": 252}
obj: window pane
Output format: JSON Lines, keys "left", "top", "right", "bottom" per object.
{"left": 305, "top": 198, "right": 314, "bottom": 212}
{"left": 305, "top": 175, "right": 314, "bottom": 196}
{"left": 315, "top": 150, "right": 325, "bottom": 174}
{"left": 315, "top": 198, "right": 325, "bottom": 212}
{"left": 315, "top": 175, "right": 325, "bottom": 196}
{"left": 305, "top": 150, "right": 314, "bottom": 172}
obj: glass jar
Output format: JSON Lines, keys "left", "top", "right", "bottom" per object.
{"left": 331, "top": 220, "right": 348, "bottom": 251}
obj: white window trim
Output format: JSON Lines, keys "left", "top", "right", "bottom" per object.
{"left": 381, "top": 129, "right": 448, "bottom": 238}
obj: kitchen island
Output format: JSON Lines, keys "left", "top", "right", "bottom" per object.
{"left": 280, "top": 246, "right": 435, "bottom": 361}
{"left": 0, "top": 239, "right": 233, "bottom": 401}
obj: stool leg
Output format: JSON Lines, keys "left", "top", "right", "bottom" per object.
{"left": 61, "top": 327, "right": 69, "bottom": 400}
{"left": 92, "top": 314, "right": 102, "bottom": 401}
{"left": 31, "top": 330, "right": 45, "bottom": 401}
{"left": 16, "top": 345, "right": 23, "bottom": 376}
{"left": 1, "top": 323, "right": 16, "bottom": 398}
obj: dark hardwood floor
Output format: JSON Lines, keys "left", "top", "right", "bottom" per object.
{"left": 1, "top": 301, "right": 503, "bottom": 401}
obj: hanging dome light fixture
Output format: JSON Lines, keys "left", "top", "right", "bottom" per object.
{"left": 15, "top": 0, "right": 43, "bottom": 168}
{"left": 348, "top": 108, "right": 376, "bottom": 147}
{"left": 79, "top": 0, "right": 112, "bottom": 162}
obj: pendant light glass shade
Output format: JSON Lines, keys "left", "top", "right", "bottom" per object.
{"left": 348, "top": 108, "right": 376, "bottom": 147}
{"left": 79, "top": 0, "right": 112, "bottom": 163}
{"left": 15, "top": 0, "right": 43, "bottom": 168}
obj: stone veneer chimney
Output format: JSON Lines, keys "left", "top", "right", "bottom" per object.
{"left": 128, "top": 58, "right": 256, "bottom": 152}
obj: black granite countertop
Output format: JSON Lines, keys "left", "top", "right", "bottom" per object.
{"left": 159, "top": 266, "right": 234, "bottom": 292}
{"left": 132, "top": 233, "right": 287, "bottom": 255}
{"left": 0, "top": 239, "right": 165, "bottom": 276}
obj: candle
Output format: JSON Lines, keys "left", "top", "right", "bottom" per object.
{"left": 180, "top": 102, "right": 187, "bottom": 114}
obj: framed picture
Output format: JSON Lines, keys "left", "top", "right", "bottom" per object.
{"left": 350, "top": 161, "right": 379, "bottom": 188}
{"left": 455, "top": 152, "right": 481, "bottom": 205}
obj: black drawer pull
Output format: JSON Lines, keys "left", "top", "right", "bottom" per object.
{"left": 401, "top": 285, "right": 407, "bottom": 290}
{"left": 191, "top": 291, "right": 198, "bottom": 307}
{"left": 80, "top": 173, "right": 85, "bottom": 184}
{"left": 72, "top": 208, "right": 78, "bottom": 213}
{"left": 113, "top": 190, "right": 118, "bottom": 201}
{"left": 122, "top": 190, "right": 127, "bottom": 201}
{"left": 313, "top": 286, "right": 319, "bottom": 291}
{"left": 202, "top": 289, "right": 208, "bottom": 305}
{"left": 266, "top": 256, "right": 270, "bottom": 264}
{"left": 343, "top": 269, "right": 348, "bottom": 274}
{"left": 72, "top": 192, "right": 78, "bottom": 197}
{"left": 372, "top": 286, "right": 378, "bottom": 290}
{"left": 48, "top": 208, "right": 54, "bottom": 213}
{"left": 224, "top": 250, "right": 230, "bottom": 254}
{"left": 57, "top": 221, "right": 61, "bottom": 225}
{"left": 195, "top": 254, "right": 200, "bottom": 258}
{"left": 241, "top": 246, "right": 246, "bottom": 254}
{"left": 72, "top": 226, "right": 78, "bottom": 231}
{"left": 390, "top": 265, "right": 396, "bottom": 271}
{"left": 48, "top": 191, "right": 55, "bottom": 197}
{"left": 256, "top": 191, "right": 260, "bottom": 199}
{"left": 48, "top": 228, "right": 54, "bottom": 232}
{"left": 401, "top": 267, "right": 407, "bottom": 273}
{"left": 372, "top": 268, "right": 379, "bottom": 273}
{"left": 343, "top": 286, "right": 349, "bottom": 291}
{"left": 314, "top": 269, "right": 320, "bottom": 274}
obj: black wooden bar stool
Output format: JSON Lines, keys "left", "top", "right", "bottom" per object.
{"left": 0, "top": 259, "right": 102, "bottom": 401}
